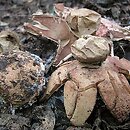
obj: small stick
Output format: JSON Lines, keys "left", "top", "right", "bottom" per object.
{"left": 56, "top": 53, "right": 73, "bottom": 67}
{"left": 110, "top": 43, "right": 114, "bottom": 57}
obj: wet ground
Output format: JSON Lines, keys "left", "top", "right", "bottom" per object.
{"left": 0, "top": 0, "right": 130, "bottom": 130}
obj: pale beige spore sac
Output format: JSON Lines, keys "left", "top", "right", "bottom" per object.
{"left": 71, "top": 36, "right": 111, "bottom": 63}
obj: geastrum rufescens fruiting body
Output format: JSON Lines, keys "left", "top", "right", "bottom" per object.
{"left": 43, "top": 36, "right": 130, "bottom": 126}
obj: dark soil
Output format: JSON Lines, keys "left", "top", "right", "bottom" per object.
{"left": 0, "top": 0, "right": 130, "bottom": 130}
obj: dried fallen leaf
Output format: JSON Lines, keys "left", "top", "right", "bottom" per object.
{"left": 96, "top": 18, "right": 130, "bottom": 41}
